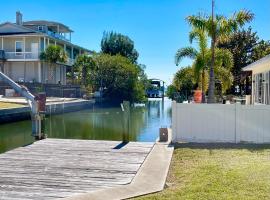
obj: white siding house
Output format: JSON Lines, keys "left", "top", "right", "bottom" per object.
{"left": 0, "top": 11, "right": 91, "bottom": 85}
{"left": 243, "top": 54, "right": 270, "bottom": 105}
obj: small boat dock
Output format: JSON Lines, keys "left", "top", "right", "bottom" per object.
{"left": 0, "top": 138, "right": 154, "bottom": 200}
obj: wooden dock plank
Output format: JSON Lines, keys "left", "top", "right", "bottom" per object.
{"left": 0, "top": 139, "right": 154, "bottom": 200}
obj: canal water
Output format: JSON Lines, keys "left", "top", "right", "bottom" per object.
{"left": 0, "top": 98, "right": 171, "bottom": 154}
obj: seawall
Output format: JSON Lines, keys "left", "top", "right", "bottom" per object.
{"left": 0, "top": 99, "right": 94, "bottom": 124}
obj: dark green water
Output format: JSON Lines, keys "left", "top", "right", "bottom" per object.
{"left": 0, "top": 98, "right": 171, "bottom": 154}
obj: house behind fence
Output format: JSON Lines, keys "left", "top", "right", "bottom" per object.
{"left": 172, "top": 101, "right": 270, "bottom": 144}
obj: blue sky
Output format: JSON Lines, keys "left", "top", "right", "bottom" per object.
{"left": 1, "top": 0, "right": 270, "bottom": 84}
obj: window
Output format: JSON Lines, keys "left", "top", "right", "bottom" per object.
{"left": 254, "top": 72, "right": 270, "bottom": 105}
{"left": 40, "top": 38, "right": 44, "bottom": 51}
{"left": 260, "top": 73, "right": 264, "bottom": 104}
{"left": 38, "top": 26, "right": 43, "bottom": 31}
{"left": 15, "top": 41, "right": 23, "bottom": 55}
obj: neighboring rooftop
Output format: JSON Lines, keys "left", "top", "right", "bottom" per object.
{"left": 23, "top": 20, "right": 73, "bottom": 33}
{"left": 0, "top": 11, "right": 73, "bottom": 38}
{"left": 243, "top": 54, "right": 270, "bottom": 72}
{"left": 0, "top": 11, "right": 91, "bottom": 52}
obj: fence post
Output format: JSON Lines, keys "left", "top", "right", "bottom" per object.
{"left": 235, "top": 103, "right": 240, "bottom": 143}
{"left": 172, "top": 101, "right": 177, "bottom": 142}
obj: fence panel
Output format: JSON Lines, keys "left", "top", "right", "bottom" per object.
{"left": 172, "top": 102, "right": 270, "bottom": 144}
{"left": 237, "top": 105, "right": 270, "bottom": 143}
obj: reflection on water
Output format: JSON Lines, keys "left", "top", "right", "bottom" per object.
{"left": 0, "top": 98, "right": 171, "bottom": 153}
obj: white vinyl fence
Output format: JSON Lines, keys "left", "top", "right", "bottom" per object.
{"left": 172, "top": 102, "right": 270, "bottom": 143}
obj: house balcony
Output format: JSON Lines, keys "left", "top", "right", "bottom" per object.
{"left": 3, "top": 51, "right": 75, "bottom": 66}
{"left": 5, "top": 52, "right": 39, "bottom": 60}
{"left": 47, "top": 31, "right": 70, "bottom": 42}
{"left": 66, "top": 58, "right": 75, "bottom": 66}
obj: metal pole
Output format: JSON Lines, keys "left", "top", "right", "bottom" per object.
{"left": 0, "top": 71, "right": 45, "bottom": 140}
{"left": 121, "top": 101, "right": 130, "bottom": 143}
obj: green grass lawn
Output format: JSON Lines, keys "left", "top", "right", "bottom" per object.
{"left": 0, "top": 102, "right": 24, "bottom": 109}
{"left": 134, "top": 143, "right": 270, "bottom": 200}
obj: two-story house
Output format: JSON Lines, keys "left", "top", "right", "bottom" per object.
{"left": 0, "top": 11, "right": 91, "bottom": 85}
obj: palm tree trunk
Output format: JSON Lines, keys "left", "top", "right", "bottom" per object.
{"left": 202, "top": 70, "right": 206, "bottom": 103}
{"left": 208, "top": 0, "right": 216, "bottom": 103}
{"left": 208, "top": 38, "right": 216, "bottom": 103}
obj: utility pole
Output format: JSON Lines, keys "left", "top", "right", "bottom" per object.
{"left": 208, "top": 0, "right": 216, "bottom": 103}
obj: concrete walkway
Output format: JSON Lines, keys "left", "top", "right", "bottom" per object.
{"left": 64, "top": 142, "right": 174, "bottom": 200}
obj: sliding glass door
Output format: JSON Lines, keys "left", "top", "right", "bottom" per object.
{"left": 253, "top": 71, "right": 270, "bottom": 105}
{"left": 265, "top": 71, "right": 270, "bottom": 105}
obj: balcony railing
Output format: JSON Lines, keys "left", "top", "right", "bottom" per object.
{"left": 47, "top": 30, "right": 70, "bottom": 42}
{"left": 4, "top": 51, "right": 75, "bottom": 66}
{"left": 5, "top": 52, "right": 39, "bottom": 60}
{"left": 66, "top": 58, "right": 75, "bottom": 66}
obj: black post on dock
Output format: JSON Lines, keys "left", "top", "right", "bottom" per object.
{"left": 162, "top": 81, "right": 165, "bottom": 99}
{"left": 121, "top": 101, "right": 130, "bottom": 143}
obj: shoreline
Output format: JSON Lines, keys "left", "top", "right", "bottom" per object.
{"left": 0, "top": 99, "right": 95, "bottom": 124}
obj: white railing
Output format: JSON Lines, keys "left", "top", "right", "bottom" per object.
{"left": 66, "top": 58, "right": 75, "bottom": 66}
{"left": 172, "top": 102, "right": 270, "bottom": 144}
{"left": 5, "top": 52, "right": 39, "bottom": 60}
{"left": 5, "top": 51, "right": 75, "bottom": 65}
{"left": 47, "top": 31, "right": 70, "bottom": 42}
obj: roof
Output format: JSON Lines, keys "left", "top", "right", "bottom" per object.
{"left": 149, "top": 78, "right": 165, "bottom": 83}
{"left": 0, "top": 22, "right": 39, "bottom": 35}
{"left": 0, "top": 22, "right": 91, "bottom": 52}
{"left": 242, "top": 54, "right": 270, "bottom": 71}
{"left": 23, "top": 20, "right": 73, "bottom": 33}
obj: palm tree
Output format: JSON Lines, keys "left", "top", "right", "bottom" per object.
{"left": 175, "top": 29, "right": 234, "bottom": 100}
{"left": 74, "top": 54, "right": 95, "bottom": 86}
{"left": 175, "top": 28, "right": 208, "bottom": 102}
{"left": 207, "top": 48, "right": 234, "bottom": 94}
{"left": 40, "top": 45, "right": 67, "bottom": 83}
{"left": 187, "top": 5, "right": 254, "bottom": 103}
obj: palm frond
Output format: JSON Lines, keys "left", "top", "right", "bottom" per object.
{"left": 215, "top": 48, "right": 234, "bottom": 70}
{"left": 189, "top": 28, "right": 208, "bottom": 54}
{"left": 193, "top": 54, "right": 205, "bottom": 78}
{"left": 214, "top": 66, "right": 233, "bottom": 93}
{"left": 186, "top": 13, "right": 208, "bottom": 30}
{"left": 175, "top": 47, "right": 198, "bottom": 66}
{"left": 189, "top": 31, "right": 197, "bottom": 44}
{"left": 233, "top": 10, "right": 254, "bottom": 27}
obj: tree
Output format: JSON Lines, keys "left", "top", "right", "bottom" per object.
{"left": 173, "top": 66, "right": 195, "bottom": 94}
{"left": 101, "top": 31, "right": 139, "bottom": 64}
{"left": 175, "top": 28, "right": 208, "bottom": 102}
{"left": 74, "top": 54, "right": 95, "bottom": 86}
{"left": 217, "top": 27, "right": 270, "bottom": 94}
{"left": 40, "top": 45, "right": 67, "bottom": 65}
{"left": 187, "top": 7, "right": 254, "bottom": 103}
{"left": 166, "top": 85, "right": 177, "bottom": 100}
{"left": 210, "top": 48, "right": 234, "bottom": 94}
{"left": 40, "top": 45, "right": 67, "bottom": 83}
{"left": 175, "top": 28, "right": 234, "bottom": 100}
{"left": 252, "top": 40, "right": 270, "bottom": 61}
{"left": 92, "top": 54, "right": 145, "bottom": 103}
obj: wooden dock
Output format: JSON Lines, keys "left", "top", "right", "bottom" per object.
{"left": 0, "top": 139, "right": 154, "bottom": 200}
